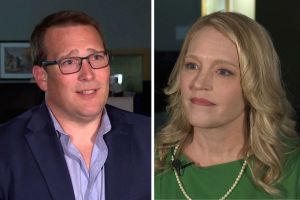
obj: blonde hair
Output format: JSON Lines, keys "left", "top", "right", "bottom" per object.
{"left": 155, "top": 11, "right": 299, "bottom": 196}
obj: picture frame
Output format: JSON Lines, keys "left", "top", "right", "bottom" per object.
{"left": 0, "top": 42, "right": 32, "bottom": 79}
{"left": 109, "top": 48, "right": 150, "bottom": 94}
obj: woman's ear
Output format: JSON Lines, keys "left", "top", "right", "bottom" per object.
{"left": 32, "top": 65, "right": 48, "bottom": 91}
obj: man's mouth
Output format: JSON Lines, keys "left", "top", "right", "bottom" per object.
{"left": 78, "top": 89, "right": 97, "bottom": 94}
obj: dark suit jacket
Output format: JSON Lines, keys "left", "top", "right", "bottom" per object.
{"left": 0, "top": 102, "right": 151, "bottom": 200}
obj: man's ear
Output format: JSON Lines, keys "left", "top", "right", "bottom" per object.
{"left": 32, "top": 65, "right": 48, "bottom": 91}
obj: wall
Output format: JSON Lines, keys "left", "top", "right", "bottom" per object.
{"left": 256, "top": 1, "right": 300, "bottom": 108}
{"left": 155, "top": 0, "right": 200, "bottom": 51}
{"left": 0, "top": 0, "right": 151, "bottom": 49}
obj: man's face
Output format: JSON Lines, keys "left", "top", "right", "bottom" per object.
{"left": 40, "top": 25, "right": 110, "bottom": 123}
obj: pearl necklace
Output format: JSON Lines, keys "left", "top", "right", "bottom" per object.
{"left": 171, "top": 145, "right": 248, "bottom": 200}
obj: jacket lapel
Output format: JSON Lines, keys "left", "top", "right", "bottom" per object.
{"left": 25, "top": 103, "right": 75, "bottom": 200}
{"left": 104, "top": 108, "right": 132, "bottom": 200}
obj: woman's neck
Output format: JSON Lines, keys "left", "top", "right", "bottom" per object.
{"left": 183, "top": 121, "right": 247, "bottom": 167}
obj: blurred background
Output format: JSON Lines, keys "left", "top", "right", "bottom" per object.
{"left": 155, "top": 0, "right": 300, "bottom": 131}
{"left": 0, "top": 0, "right": 151, "bottom": 123}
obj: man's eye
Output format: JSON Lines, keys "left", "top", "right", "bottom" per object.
{"left": 92, "top": 54, "right": 104, "bottom": 61}
{"left": 61, "top": 59, "right": 74, "bottom": 65}
{"left": 184, "top": 62, "right": 198, "bottom": 70}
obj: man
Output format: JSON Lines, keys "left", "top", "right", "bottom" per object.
{"left": 0, "top": 10, "right": 150, "bottom": 200}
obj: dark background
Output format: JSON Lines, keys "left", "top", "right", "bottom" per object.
{"left": 155, "top": 1, "right": 300, "bottom": 129}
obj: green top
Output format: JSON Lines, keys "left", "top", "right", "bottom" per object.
{"left": 155, "top": 149, "right": 300, "bottom": 199}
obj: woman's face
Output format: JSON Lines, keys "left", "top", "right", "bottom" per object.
{"left": 180, "top": 26, "right": 246, "bottom": 131}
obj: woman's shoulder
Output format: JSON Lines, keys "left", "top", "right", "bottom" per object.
{"left": 155, "top": 165, "right": 181, "bottom": 199}
{"left": 283, "top": 147, "right": 300, "bottom": 171}
{"left": 285, "top": 147, "right": 300, "bottom": 163}
{"left": 280, "top": 147, "right": 300, "bottom": 194}
{"left": 155, "top": 149, "right": 180, "bottom": 197}
{"left": 155, "top": 151, "right": 173, "bottom": 179}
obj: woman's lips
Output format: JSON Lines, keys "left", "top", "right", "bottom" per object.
{"left": 190, "top": 98, "right": 216, "bottom": 106}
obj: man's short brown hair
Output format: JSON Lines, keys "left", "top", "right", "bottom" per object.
{"left": 31, "top": 10, "right": 107, "bottom": 65}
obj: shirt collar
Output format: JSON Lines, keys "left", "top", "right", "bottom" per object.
{"left": 47, "top": 105, "right": 111, "bottom": 140}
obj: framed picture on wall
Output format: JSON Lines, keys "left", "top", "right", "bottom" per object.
{"left": 109, "top": 48, "right": 150, "bottom": 95}
{"left": 0, "top": 42, "right": 32, "bottom": 79}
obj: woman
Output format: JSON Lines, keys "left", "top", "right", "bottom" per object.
{"left": 155, "top": 12, "right": 300, "bottom": 199}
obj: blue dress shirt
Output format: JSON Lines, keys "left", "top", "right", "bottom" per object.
{"left": 48, "top": 107, "right": 111, "bottom": 200}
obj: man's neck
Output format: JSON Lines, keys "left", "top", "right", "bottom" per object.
{"left": 48, "top": 105, "right": 103, "bottom": 169}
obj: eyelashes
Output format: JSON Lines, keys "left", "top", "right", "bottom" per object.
{"left": 184, "top": 62, "right": 199, "bottom": 70}
{"left": 183, "top": 62, "right": 234, "bottom": 76}
{"left": 216, "top": 68, "right": 233, "bottom": 76}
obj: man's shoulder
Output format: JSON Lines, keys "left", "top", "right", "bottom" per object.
{"left": 0, "top": 104, "right": 45, "bottom": 138}
{"left": 105, "top": 104, "right": 150, "bottom": 124}
{"left": 0, "top": 105, "right": 42, "bottom": 158}
{"left": 105, "top": 104, "right": 151, "bottom": 141}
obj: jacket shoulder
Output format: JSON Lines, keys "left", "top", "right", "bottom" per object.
{"left": 105, "top": 104, "right": 150, "bottom": 125}
{"left": 0, "top": 104, "right": 46, "bottom": 141}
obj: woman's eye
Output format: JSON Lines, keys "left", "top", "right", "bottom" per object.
{"left": 184, "top": 62, "right": 198, "bottom": 70}
{"left": 217, "top": 68, "right": 233, "bottom": 76}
